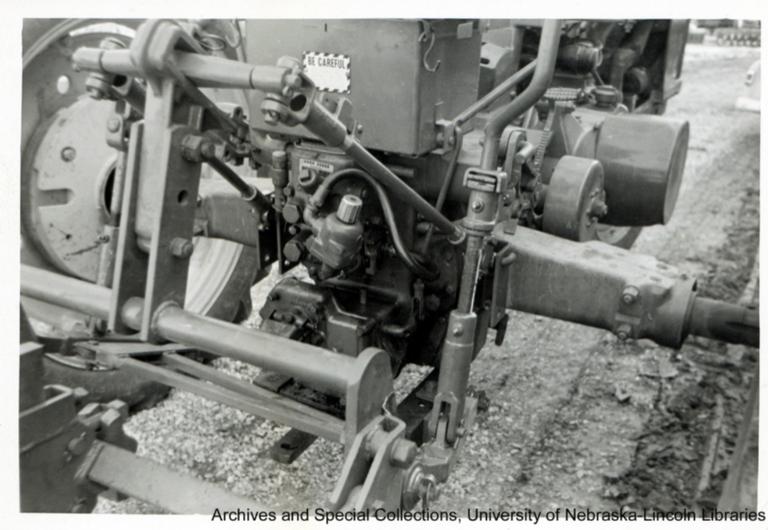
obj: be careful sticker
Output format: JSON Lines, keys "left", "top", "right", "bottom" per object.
{"left": 302, "top": 52, "right": 351, "bottom": 94}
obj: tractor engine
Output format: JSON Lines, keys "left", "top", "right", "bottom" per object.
{"left": 19, "top": 18, "right": 758, "bottom": 512}
{"left": 247, "top": 19, "right": 690, "bottom": 375}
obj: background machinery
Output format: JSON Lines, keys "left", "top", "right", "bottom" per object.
{"left": 19, "top": 18, "right": 759, "bottom": 512}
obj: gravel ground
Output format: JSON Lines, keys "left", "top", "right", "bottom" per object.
{"left": 95, "top": 43, "right": 761, "bottom": 514}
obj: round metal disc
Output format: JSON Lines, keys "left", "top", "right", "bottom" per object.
{"left": 542, "top": 155, "right": 605, "bottom": 241}
{"left": 22, "top": 97, "right": 117, "bottom": 280}
{"left": 21, "top": 20, "right": 253, "bottom": 320}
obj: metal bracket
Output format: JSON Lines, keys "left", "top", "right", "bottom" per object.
{"left": 329, "top": 415, "right": 415, "bottom": 510}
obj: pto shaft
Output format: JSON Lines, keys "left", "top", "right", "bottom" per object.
{"left": 688, "top": 297, "right": 759, "bottom": 347}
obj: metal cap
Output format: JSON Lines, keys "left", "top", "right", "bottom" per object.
{"left": 336, "top": 195, "right": 363, "bottom": 224}
{"left": 593, "top": 85, "right": 621, "bottom": 108}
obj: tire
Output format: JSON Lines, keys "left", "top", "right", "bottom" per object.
{"left": 22, "top": 19, "right": 263, "bottom": 410}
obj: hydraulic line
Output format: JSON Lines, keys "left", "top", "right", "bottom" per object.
{"left": 419, "top": 127, "right": 464, "bottom": 254}
{"left": 308, "top": 168, "right": 439, "bottom": 280}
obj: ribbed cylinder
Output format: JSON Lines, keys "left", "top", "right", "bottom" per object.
{"left": 336, "top": 194, "right": 363, "bottom": 224}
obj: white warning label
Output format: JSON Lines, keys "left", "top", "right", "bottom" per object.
{"left": 302, "top": 51, "right": 351, "bottom": 94}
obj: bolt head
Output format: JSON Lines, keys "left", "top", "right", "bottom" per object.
{"left": 452, "top": 324, "right": 464, "bottom": 337}
{"left": 622, "top": 286, "right": 640, "bottom": 305}
{"left": 169, "top": 238, "right": 194, "bottom": 258}
{"left": 107, "top": 117, "right": 121, "bottom": 133}
{"left": 60, "top": 147, "right": 76, "bottom": 162}
{"left": 471, "top": 200, "right": 485, "bottom": 213}
{"left": 616, "top": 324, "right": 632, "bottom": 341}
{"left": 66, "top": 433, "right": 89, "bottom": 456}
{"left": 390, "top": 439, "right": 417, "bottom": 468}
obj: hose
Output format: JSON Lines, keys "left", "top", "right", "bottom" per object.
{"left": 419, "top": 127, "right": 464, "bottom": 253}
{"left": 309, "top": 168, "right": 439, "bottom": 280}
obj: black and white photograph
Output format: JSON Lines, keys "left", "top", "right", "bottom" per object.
{"left": 4, "top": 3, "right": 764, "bottom": 527}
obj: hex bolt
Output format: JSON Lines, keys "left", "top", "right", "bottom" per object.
{"left": 452, "top": 324, "right": 464, "bottom": 337}
{"left": 200, "top": 142, "right": 216, "bottom": 159}
{"left": 60, "top": 147, "right": 76, "bottom": 162}
{"left": 590, "top": 198, "right": 608, "bottom": 219}
{"left": 107, "top": 117, "right": 121, "bottom": 133}
{"left": 616, "top": 323, "right": 632, "bottom": 341}
{"left": 389, "top": 439, "right": 417, "bottom": 468}
{"left": 622, "top": 286, "right": 640, "bottom": 305}
{"left": 418, "top": 474, "right": 440, "bottom": 508}
{"left": 169, "top": 238, "right": 194, "bottom": 258}
{"left": 471, "top": 200, "right": 485, "bottom": 213}
{"left": 66, "top": 433, "right": 89, "bottom": 457}
{"left": 106, "top": 399, "right": 129, "bottom": 419}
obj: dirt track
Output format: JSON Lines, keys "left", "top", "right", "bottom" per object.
{"left": 96, "top": 44, "right": 760, "bottom": 514}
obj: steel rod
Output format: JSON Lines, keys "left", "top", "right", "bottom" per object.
{"left": 20, "top": 265, "right": 360, "bottom": 393}
{"left": 688, "top": 296, "right": 759, "bottom": 347}
{"left": 87, "top": 441, "right": 263, "bottom": 513}
{"left": 304, "top": 100, "right": 462, "bottom": 240}
{"left": 480, "top": 20, "right": 561, "bottom": 169}
{"left": 119, "top": 355, "right": 343, "bottom": 441}
{"left": 21, "top": 265, "right": 111, "bottom": 320}
{"left": 453, "top": 59, "right": 537, "bottom": 128}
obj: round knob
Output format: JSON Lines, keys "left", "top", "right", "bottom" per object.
{"left": 336, "top": 194, "right": 363, "bottom": 225}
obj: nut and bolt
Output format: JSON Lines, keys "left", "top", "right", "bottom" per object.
{"left": 200, "top": 142, "right": 217, "bottom": 159}
{"left": 169, "top": 237, "right": 194, "bottom": 258}
{"left": 416, "top": 472, "right": 440, "bottom": 508}
{"left": 471, "top": 200, "right": 485, "bottom": 213}
{"left": 107, "top": 117, "right": 121, "bottom": 133}
{"left": 616, "top": 323, "right": 632, "bottom": 341}
{"left": 60, "top": 147, "right": 76, "bottom": 162}
{"left": 66, "top": 433, "right": 89, "bottom": 458}
{"left": 389, "top": 439, "right": 417, "bottom": 468}
{"left": 452, "top": 324, "right": 464, "bottom": 337}
{"left": 589, "top": 199, "right": 608, "bottom": 219}
{"left": 622, "top": 286, "right": 640, "bottom": 305}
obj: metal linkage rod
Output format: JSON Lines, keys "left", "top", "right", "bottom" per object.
{"left": 303, "top": 100, "right": 463, "bottom": 240}
{"left": 21, "top": 265, "right": 360, "bottom": 394}
{"left": 72, "top": 48, "right": 290, "bottom": 92}
{"left": 86, "top": 441, "right": 263, "bottom": 513}
{"left": 72, "top": 42, "right": 462, "bottom": 242}
{"left": 201, "top": 151, "right": 272, "bottom": 212}
{"left": 21, "top": 264, "right": 111, "bottom": 320}
{"left": 452, "top": 59, "right": 537, "bottom": 129}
